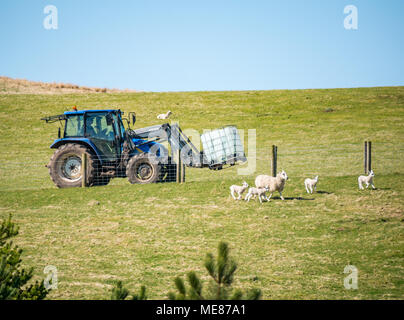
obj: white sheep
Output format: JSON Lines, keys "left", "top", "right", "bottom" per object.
{"left": 244, "top": 186, "right": 269, "bottom": 204}
{"left": 255, "top": 170, "right": 288, "bottom": 201}
{"left": 358, "top": 170, "right": 375, "bottom": 190}
{"left": 229, "top": 181, "right": 249, "bottom": 200}
{"left": 304, "top": 175, "right": 319, "bottom": 194}
{"left": 157, "top": 111, "right": 172, "bottom": 120}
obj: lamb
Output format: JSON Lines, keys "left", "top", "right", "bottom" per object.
{"left": 304, "top": 175, "right": 319, "bottom": 194}
{"left": 255, "top": 170, "right": 288, "bottom": 201}
{"left": 244, "top": 186, "right": 269, "bottom": 204}
{"left": 157, "top": 111, "right": 172, "bottom": 120}
{"left": 358, "top": 170, "right": 375, "bottom": 190}
{"left": 229, "top": 181, "right": 249, "bottom": 200}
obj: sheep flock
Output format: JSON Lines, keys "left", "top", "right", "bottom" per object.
{"left": 230, "top": 170, "right": 375, "bottom": 204}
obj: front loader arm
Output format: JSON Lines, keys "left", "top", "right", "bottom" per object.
{"left": 131, "top": 123, "right": 206, "bottom": 168}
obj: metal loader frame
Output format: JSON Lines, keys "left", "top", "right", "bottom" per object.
{"left": 130, "top": 123, "right": 207, "bottom": 168}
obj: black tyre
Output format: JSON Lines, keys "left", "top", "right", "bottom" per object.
{"left": 48, "top": 143, "right": 97, "bottom": 188}
{"left": 126, "top": 153, "right": 161, "bottom": 184}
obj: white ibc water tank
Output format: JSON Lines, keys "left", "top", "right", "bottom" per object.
{"left": 200, "top": 126, "right": 246, "bottom": 165}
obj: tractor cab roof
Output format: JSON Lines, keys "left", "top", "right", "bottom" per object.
{"left": 64, "top": 109, "right": 118, "bottom": 115}
{"left": 41, "top": 109, "right": 121, "bottom": 123}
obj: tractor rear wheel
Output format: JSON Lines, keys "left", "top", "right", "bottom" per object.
{"left": 126, "top": 153, "right": 161, "bottom": 184}
{"left": 48, "top": 144, "right": 97, "bottom": 188}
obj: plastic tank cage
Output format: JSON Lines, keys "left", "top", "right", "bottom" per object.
{"left": 201, "top": 126, "right": 246, "bottom": 167}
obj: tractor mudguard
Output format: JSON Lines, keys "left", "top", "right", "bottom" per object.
{"left": 50, "top": 138, "right": 104, "bottom": 163}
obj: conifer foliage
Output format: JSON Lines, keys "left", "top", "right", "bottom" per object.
{"left": 110, "top": 281, "right": 147, "bottom": 300}
{"left": 168, "top": 241, "right": 261, "bottom": 300}
{"left": 0, "top": 215, "right": 49, "bottom": 300}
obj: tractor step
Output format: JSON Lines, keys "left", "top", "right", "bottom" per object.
{"left": 102, "top": 165, "right": 117, "bottom": 169}
{"left": 100, "top": 171, "right": 115, "bottom": 177}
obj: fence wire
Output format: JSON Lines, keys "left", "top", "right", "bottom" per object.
{"left": 0, "top": 142, "right": 403, "bottom": 191}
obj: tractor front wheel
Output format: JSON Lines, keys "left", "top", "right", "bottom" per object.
{"left": 48, "top": 144, "right": 97, "bottom": 188}
{"left": 126, "top": 153, "right": 161, "bottom": 184}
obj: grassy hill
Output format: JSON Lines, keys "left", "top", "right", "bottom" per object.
{"left": 0, "top": 86, "right": 403, "bottom": 299}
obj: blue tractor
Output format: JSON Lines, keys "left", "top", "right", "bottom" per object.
{"left": 42, "top": 108, "right": 246, "bottom": 188}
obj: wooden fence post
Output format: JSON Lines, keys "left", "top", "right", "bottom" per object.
{"left": 367, "top": 141, "right": 372, "bottom": 173}
{"left": 81, "top": 153, "right": 87, "bottom": 188}
{"left": 364, "top": 141, "right": 368, "bottom": 174}
{"left": 176, "top": 149, "right": 181, "bottom": 183}
{"left": 181, "top": 162, "right": 185, "bottom": 183}
{"left": 272, "top": 145, "right": 277, "bottom": 177}
{"left": 364, "top": 141, "right": 372, "bottom": 174}
{"left": 275, "top": 146, "right": 278, "bottom": 176}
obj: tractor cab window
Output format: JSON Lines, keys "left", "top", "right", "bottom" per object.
{"left": 85, "top": 112, "right": 118, "bottom": 161}
{"left": 118, "top": 114, "right": 125, "bottom": 138}
{"left": 111, "top": 113, "right": 124, "bottom": 140}
{"left": 85, "top": 113, "right": 115, "bottom": 141}
{"left": 65, "top": 115, "right": 84, "bottom": 137}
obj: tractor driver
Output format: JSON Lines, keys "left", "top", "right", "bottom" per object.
{"left": 85, "top": 117, "right": 98, "bottom": 137}
{"left": 85, "top": 114, "right": 115, "bottom": 141}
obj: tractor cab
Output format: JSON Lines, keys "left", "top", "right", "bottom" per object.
{"left": 63, "top": 110, "right": 124, "bottom": 162}
{"left": 44, "top": 109, "right": 144, "bottom": 164}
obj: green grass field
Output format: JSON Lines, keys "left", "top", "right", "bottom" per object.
{"left": 0, "top": 87, "right": 403, "bottom": 299}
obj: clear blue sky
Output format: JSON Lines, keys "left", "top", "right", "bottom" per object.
{"left": 0, "top": 0, "right": 403, "bottom": 91}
